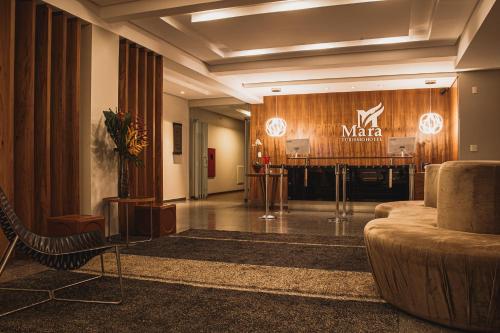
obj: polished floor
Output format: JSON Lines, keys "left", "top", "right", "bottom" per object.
{"left": 176, "top": 191, "right": 372, "bottom": 237}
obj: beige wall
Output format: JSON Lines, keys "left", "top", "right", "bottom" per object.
{"left": 80, "top": 25, "right": 120, "bottom": 234}
{"left": 190, "top": 108, "right": 245, "bottom": 194}
{"left": 163, "top": 93, "right": 190, "bottom": 200}
{"left": 458, "top": 69, "right": 500, "bottom": 160}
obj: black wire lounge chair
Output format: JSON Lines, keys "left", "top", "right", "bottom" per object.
{"left": 0, "top": 187, "right": 123, "bottom": 317}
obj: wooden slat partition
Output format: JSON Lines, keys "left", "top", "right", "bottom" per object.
{"left": 146, "top": 52, "right": 156, "bottom": 197}
{"left": 154, "top": 55, "right": 164, "bottom": 202}
{"left": 14, "top": 0, "right": 36, "bottom": 230}
{"left": 128, "top": 44, "right": 139, "bottom": 197}
{"left": 50, "top": 12, "right": 67, "bottom": 216}
{"left": 64, "top": 17, "right": 81, "bottom": 214}
{"left": 117, "top": 41, "right": 163, "bottom": 206}
{"left": 0, "top": 0, "right": 16, "bottom": 250}
{"left": 34, "top": 4, "right": 52, "bottom": 234}
{"left": 137, "top": 48, "right": 148, "bottom": 196}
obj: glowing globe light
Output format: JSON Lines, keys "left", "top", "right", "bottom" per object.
{"left": 265, "top": 117, "right": 287, "bottom": 137}
{"left": 419, "top": 112, "right": 443, "bottom": 134}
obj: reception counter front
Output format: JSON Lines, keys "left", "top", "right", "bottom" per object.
{"left": 287, "top": 165, "right": 412, "bottom": 202}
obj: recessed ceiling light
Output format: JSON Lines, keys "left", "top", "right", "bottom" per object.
{"left": 236, "top": 109, "right": 251, "bottom": 117}
{"left": 351, "top": 86, "right": 356, "bottom": 89}
{"left": 228, "top": 36, "right": 411, "bottom": 58}
{"left": 271, "top": 87, "right": 281, "bottom": 93}
{"left": 191, "top": 0, "right": 382, "bottom": 22}
{"left": 180, "top": 91, "right": 185, "bottom": 95}
{"left": 425, "top": 80, "right": 437, "bottom": 85}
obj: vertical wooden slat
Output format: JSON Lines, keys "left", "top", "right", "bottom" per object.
{"left": 118, "top": 39, "right": 129, "bottom": 114}
{"left": 65, "top": 17, "right": 81, "bottom": 214}
{"left": 128, "top": 44, "right": 139, "bottom": 197}
{"left": 118, "top": 40, "right": 128, "bottom": 236}
{"left": 34, "top": 4, "right": 52, "bottom": 234}
{"left": 50, "top": 12, "right": 67, "bottom": 216}
{"left": 14, "top": 0, "right": 36, "bottom": 230}
{"left": 137, "top": 48, "right": 147, "bottom": 196}
{"left": 0, "top": 0, "right": 16, "bottom": 250}
{"left": 154, "top": 55, "right": 164, "bottom": 202}
{"left": 146, "top": 52, "right": 156, "bottom": 197}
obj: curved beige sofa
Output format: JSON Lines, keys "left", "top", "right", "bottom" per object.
{"left": 366, "top": 161, "right": 500, "bottom": 332}
{"left": 374, "top": 164, "right": 441, "bottom": 218}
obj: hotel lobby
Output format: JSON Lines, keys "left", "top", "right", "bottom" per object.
{"left": 1, "top": 0, "right": 500, "bottom": 332}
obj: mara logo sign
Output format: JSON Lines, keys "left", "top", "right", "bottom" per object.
{"left": 341, "top": 103, "right": 384, "bottom": 142}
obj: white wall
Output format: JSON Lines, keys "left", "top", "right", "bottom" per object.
{"left": 458, "top": 69, "right": 500, "bottom": 160}
{"left": 80, "top": 25, "right": 120, "bottom": 234}
{"left": 190, "top": 108, "right": 245, "bottom": 194}
{"left": 163, "top": 93, "right": 190, "bottom": 200}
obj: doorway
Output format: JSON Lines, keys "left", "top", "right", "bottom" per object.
{"left": 190, "top": 119, "right": 208, "bottom": 199}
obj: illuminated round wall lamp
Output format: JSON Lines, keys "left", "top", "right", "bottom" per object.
{"left": 419, "top": 81, "right": 443, "bottom": 134}
{"left": 419, "top": 112, "right": 443, "bottom": 134}
{"left": 265, "top": 89, "right": 287, "bottom": 137}
{"left": 265, "top": 117, "right": 287, "bottom": 137}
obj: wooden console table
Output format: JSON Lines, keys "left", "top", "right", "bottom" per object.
{"left": 102, "top": 196, "right": 155, "bottom": 246}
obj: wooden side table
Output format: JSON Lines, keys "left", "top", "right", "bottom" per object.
{"left": 47, "top": 215, "right": 105, "bottom": 237}
{"left": 103, "top": 196, "right": 155, "bottom": 246}
{"left": 135, "top": 203, "right": 176, "bottom": 237}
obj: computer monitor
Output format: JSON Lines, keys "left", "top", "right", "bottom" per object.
{"left": 286, "top": 138, "right": 311, "bottom": 155}
{"left": 388, "top": 137, "right": 416, "bottom": 156}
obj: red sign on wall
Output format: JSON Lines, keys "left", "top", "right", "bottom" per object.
{"left": 208, "top": 148, "right": 216, "bottom": 178}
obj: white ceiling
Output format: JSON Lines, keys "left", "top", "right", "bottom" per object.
{"left": 82, "top": 0, "right": 500, "bottom": 116}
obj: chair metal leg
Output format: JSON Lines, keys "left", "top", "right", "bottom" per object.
{"left": 0, "top": 236, "right": 53, "bottom": 317}
{"left": 0, "top": 245, "right": 124, "bottom": 317}
{"left": 52, "top": 247, "right": 123, "bottom": 304}
{"left": 0, "top": 236, "right": 18, "bottom": 277}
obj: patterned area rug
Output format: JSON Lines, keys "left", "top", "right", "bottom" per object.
{"left": 0, "top": 230, "right": 460, "bottom": 332}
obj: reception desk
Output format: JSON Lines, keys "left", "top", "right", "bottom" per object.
{"left": 287, "top": 165, "right": 411, "bottom": 202}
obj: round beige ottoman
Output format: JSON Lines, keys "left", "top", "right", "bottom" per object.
{"left": 424, "top": 164, "right": 441, "bottom": 208}
{"left": 365, "top": 220, "right": 500, "bottom": 332}
{"left": 438, "top": 160, "right": 500, "bottom": 234}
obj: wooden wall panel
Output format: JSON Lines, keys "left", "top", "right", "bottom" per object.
{"left": 34, "top": 4, "right": 52, "bottom": 234}
{"left": 128, "top": 45, "right": 139, "bottom": 197}
{"left": 14, "top": 0, "right": 36, "bottom": 230}
{"left": 449, "top": 79, "right": 459, "bottom": 160}
{"left": 249, "top": 89, "right": 458, "bottom": 202}
{"left": 64, "top": 18, "right": 81, "bottom": 214}
{"left": 0, "top": 0, "right": 16, "bottom": 250}
{"left": 146, "top": 52, "right": 156, "bottom": 197}
{"left": 50, "top": 12, "right": 67, "bottom": 216}
{"left": 154, "top": 55, "right": 164, "bottom": 202}
{"left": 137, "top": 48, "right": 147, "bottom": 196}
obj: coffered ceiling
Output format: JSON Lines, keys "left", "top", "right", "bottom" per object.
{"left": 80, "top": 0, "right": 499, "bottom": 110}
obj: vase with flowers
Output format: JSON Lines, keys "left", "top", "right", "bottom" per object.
{"left": 103, "top": 108, "right": 148, "bottom": 198}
